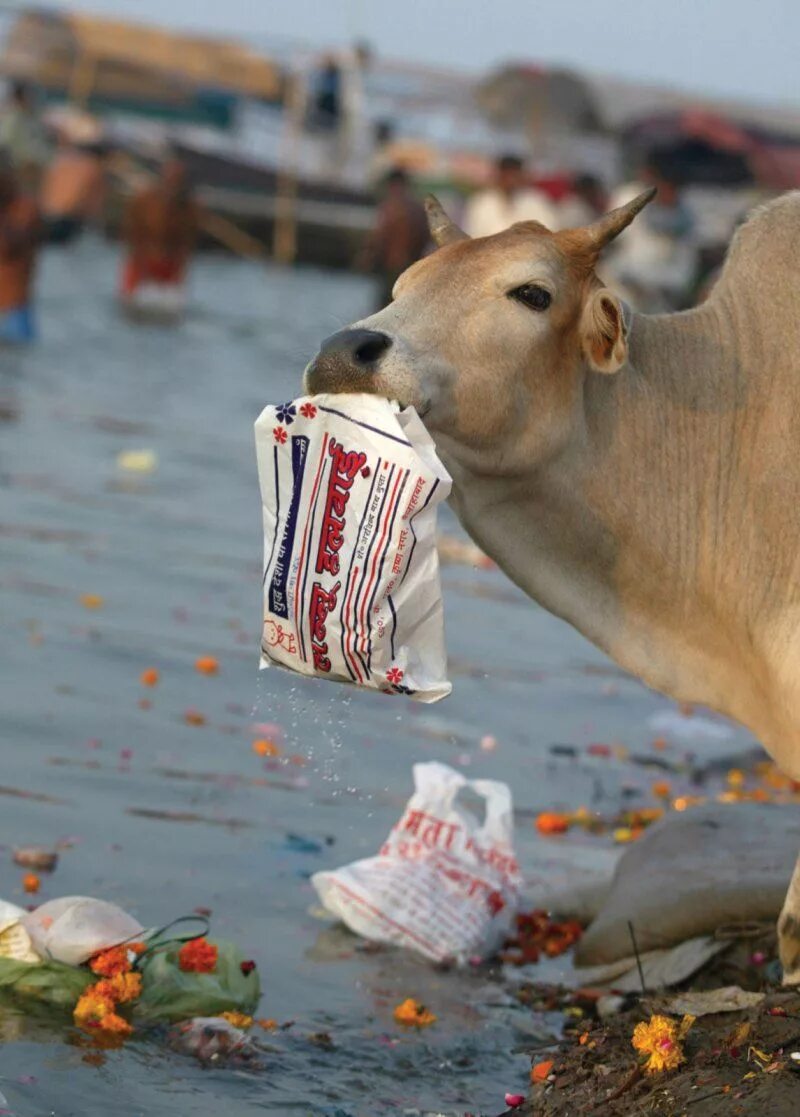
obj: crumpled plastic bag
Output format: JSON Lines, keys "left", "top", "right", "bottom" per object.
{"left": 312, "top": 761, "right": 522, "bottom": 964}
{"left": 168, "top": 1016, "right": 259, "bottom": 1063}
{"left": 135, "top": 939, "right": 260, "bottom": 1023}
{"left": 0, "top": 900, "right": 39, "bottom": 963}
{"left": 22, "top": 897, "right": 146, "bottom": 966}
{"left": 0, "top": 957, "right": 93, "bottom": 1008}
{"left": 255, "top": 393, "right": 452, "bottom": 702}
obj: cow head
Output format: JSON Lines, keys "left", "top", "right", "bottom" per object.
{"left": 304, "top": 188, "right": 655, "bottom": 474}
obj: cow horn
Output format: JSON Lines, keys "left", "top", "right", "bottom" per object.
{"left": 583, "top": 187, "right": 657, "bottom": 253}
{"left": 425, "top": 194, "right": 468, "bottom": 247}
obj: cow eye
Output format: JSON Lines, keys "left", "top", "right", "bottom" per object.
{"left": 510, "top": 284, "right": 552, "bottom": 311}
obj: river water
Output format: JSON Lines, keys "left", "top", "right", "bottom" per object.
{"left": 0, "top": 238, "right": 755, "bottom": 1116}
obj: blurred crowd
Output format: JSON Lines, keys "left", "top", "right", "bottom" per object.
{"left": 0, "top": 81, "right": 200, "bottom": 342}
{"left": 361, "top": 152, "right": 705, "bottom": 313}
{"left": 0, "top": 71, "right": 745, "bottom": 345}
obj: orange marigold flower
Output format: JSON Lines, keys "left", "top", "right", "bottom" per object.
{"left": 178, "top": 937, "right": 218, "bottom": 973}
{"left": 256, "top": 1018, "right": 279, "bottom": 1031}
{"left": 632, "top": 1014, "right": 687, "bottom": 1075}
{"left": 531, "top": 1059, "right": 554, "bottom": 1083}
{"left": 252, "top": 738, "right": 281, "bottom": 758}
{"left": 393, "top": 998, "right": 437, "bottom": 1027}
{"left": 195, "top": 655, "right": 219, "bottom": 676}
{"left": 79, "top": 593, "right": 105, "bottom": 610}
{"left": 140, "top": 667, "right": 159, "bottom": 687}
{"left": 651, "top": 780, "right": 672, "bottom": 800}
{"left": 94, "top": 1010, "right": 132, "bottom": 1036}
{"left": 535, "top": 812, "right": 570, "bottom": 836}
{"left": 90, "top": 945, "right": 132, "bottom": 977}
{"left": 94, "top": 972, "right": 143, "bottom": 1005}
{"left": 220, "top": 1011, "right": 253, "bottom": 1029}
{"left": 22, "top": 872, "right": 40, "bottom": 893}
{"left": 184, "top": 709, "right": 206, "bottom": 727}
{"left": 74, "top": 988, "right": 115, "bottom": 1027}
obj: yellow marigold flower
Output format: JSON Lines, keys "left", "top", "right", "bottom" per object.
{"left": 632, "top": 1014, "right": 685, "bottom": 1075}
{"left": 74, "top": 989, "right": 114, "bottom": 1026}
{"left": 393, "top": 998, "right": 437, "bottom": 1027}
{"left": 220, "top": 1011, "right": 253, "bottom": 1029}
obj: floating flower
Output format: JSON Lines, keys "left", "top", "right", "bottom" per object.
{"left": 252, "top": 738, "right": 281, "bottom": 757}
{"left": 504, "top": 1094, "right": 525, "bottom": 1108}
{"left": 94, "top": 972, "right": 142, "bottom": 1005}
{"left": 184, "top": 709, "right": 206, "bottom": 727}
{"left": 275, "top": 402, "right": 297, "bottom": 425}
{"left": 90, "top": 945, "right": 133, "bottom": 978}
{"left": 22, "top": 872, "right": 40, "bottom": 893}
{"left": 299, "top": 402, "right": 317, "bottom": 419}
{"left": 79, "top": 593, "right": 105, "bottom": 610}
{"left": 386, "top": 666, "right": 405, "bottom": 685}
{"left": 221, "top": 1011, "right": 253, "bottom": 1029}
{"left": 195, "top": 655, "right": 219, "bottom": 676}
{"left": 140, "top": 667, "right": 159, "bottom": 687}
{"left": 257, "top": 1018, "right": 279, "bottom": 1031}
{"left": 273, "top": 426, "right": 288, "bottom": 445}
{"left": 240, "top": 960, "right": 257, "bottom": 976}
{"left": 651, "top": 780, "right": 672, "bottom": 800}
{"left": 178, "top": 937, "right": 218, "bottom": 974}
{"left": 74, "top": 988, "right": 115, "bottom": 1028}
{"left": 393, "top": 998, "right": 437, "bottom": 1027}
{"left": 535, "top": 812, "right": 570, "bottom": 835}
{"left": 531, "top": 1059, "right": 554, "bottom": 1083}
{"left": 632, "top": 1014, "right": 689, "bottom": 1075}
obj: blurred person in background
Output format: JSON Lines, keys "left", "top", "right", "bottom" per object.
{"left": 0, "top": 150, "right": 42, "bottom": 344}
{"left": 558, "top": 172, "right": 607, "bottom": 228}
{"left": 464, "top": 154, "right": 558, "bottom": 238}
{"left": 0, "top": 82, "right": 49, "bottom": 191}
{"left": 358, "top": 167, "right": 429, "bottom": 310}
{"left": 40, "top": 124, "right": 108, "bottom": 245}
{"left": 605, "top": 153, "right": 697, "bottom": 309}
{"left": 120, "top": 157, "right": 200, "bottom": 307}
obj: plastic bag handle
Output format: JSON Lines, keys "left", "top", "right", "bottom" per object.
{"left": 133, "top": 915, "right": 210, "bottom": 966}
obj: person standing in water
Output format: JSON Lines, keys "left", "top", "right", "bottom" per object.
{"left": 40, "top": 130, "right": 108, "bottom": 245}
{"left": 120, "top": 157, "right": 200, "bottom": 307}
{"left": 0, "top": 82, "right": 49, "bottom": 192}
{"left": 0, "top": 152, "right": 41, "bottom": 344}
{"left": 359, "top": 167, "right": 429, "bottom": 309}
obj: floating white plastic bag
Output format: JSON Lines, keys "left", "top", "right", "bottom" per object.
{"left": 22, "top": 897, "right": 145, "bottom": 966}
{"left": 312, "top": 762, "right": 521, "bottom": 964}
{"left": 255, "top": 393, "right": 452, "bottom": 702}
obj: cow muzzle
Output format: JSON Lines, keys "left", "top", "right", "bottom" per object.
{"left": 304, "top": 328, "right": 393, "bottom": 395}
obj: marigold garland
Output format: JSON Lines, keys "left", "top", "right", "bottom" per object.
{"left": 76, "top": 941, "right": 146, "bottom": 1038}
{"left": 178, "top": 937, "right": 218, "bottom": 974}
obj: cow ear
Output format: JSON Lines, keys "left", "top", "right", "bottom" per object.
{"left": 581, "top": 288, "right": 627, "bottom": 373}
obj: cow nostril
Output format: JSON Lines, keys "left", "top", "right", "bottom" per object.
{"left": 353, "top": 332, "right": 392, "bottom": 365}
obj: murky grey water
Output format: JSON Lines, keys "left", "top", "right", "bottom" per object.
{"left": 0, "top": 238, "right": 756, "bottom": 1116}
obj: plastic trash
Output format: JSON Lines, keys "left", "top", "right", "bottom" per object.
{"left": 135, "top": 939, "right": 260, "bottom": 1023}
{"left": 22, "top": 896, "right": 146, "bottom": 966}
{"left": 168, "top": 1016, "right": 259, "bottom": 1063}
{"left": 255, "top": 393, "right": 452, "bottom": 702}
{"left": 312, "top": 761, "right": 521, "bottom": 964}
{"left": 0, "top": 900, "right": 40, "bottom": 963}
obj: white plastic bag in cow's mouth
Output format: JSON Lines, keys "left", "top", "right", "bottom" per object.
{"left": 255, "top": 393, "right": 452, "bottom": 702}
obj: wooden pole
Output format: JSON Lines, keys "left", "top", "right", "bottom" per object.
{"left": 272, "top": 67, "right": 304, "bottom": 265}
{"left": 68, "top": 50, "right": 97, "bottom": 110}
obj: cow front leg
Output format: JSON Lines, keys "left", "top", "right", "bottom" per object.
{"left": 779, "top": 851, "right": 800, "bottom": 984}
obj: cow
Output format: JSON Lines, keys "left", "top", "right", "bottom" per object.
{"left": 304, "top": 188, "right": 800, "bottom": 981}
